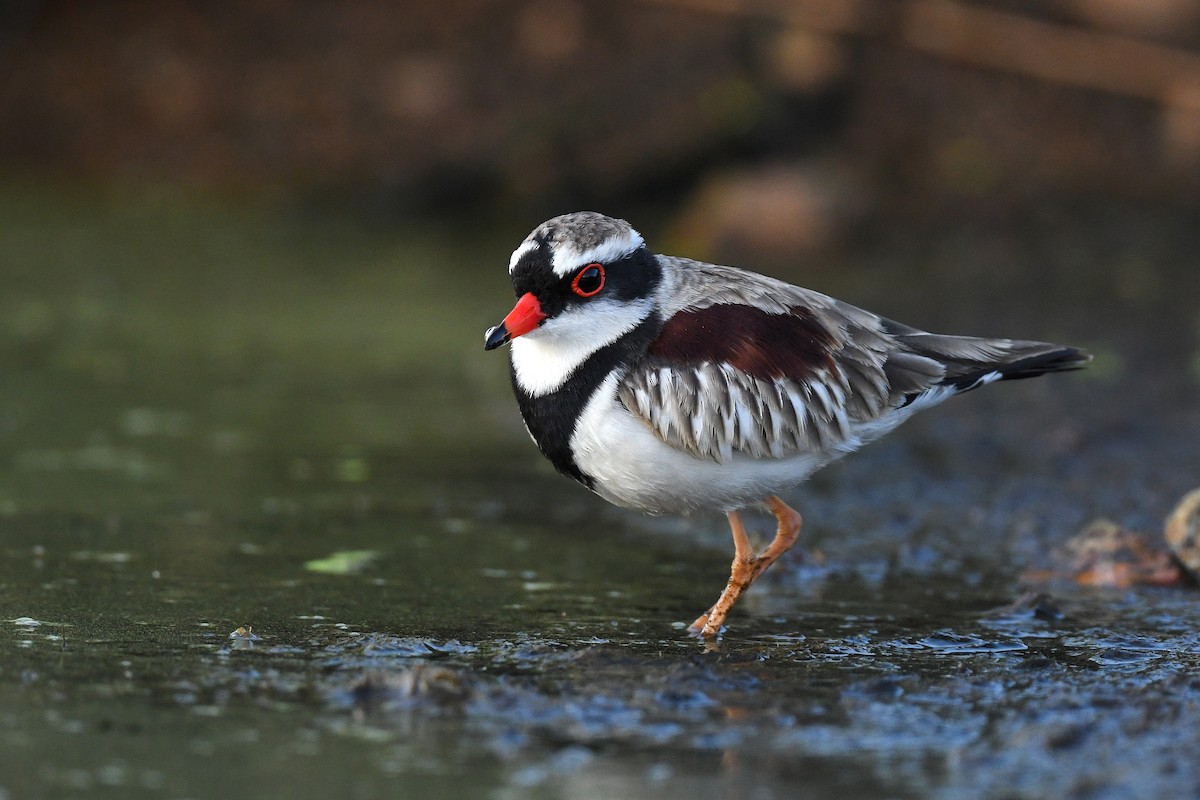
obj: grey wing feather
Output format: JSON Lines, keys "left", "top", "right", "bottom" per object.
{"left": 618, "top": 257, "right": 1087, "bottom": 463}
{"left": 617, "top": 260, "right": 904, "bottom": 462}
{"left": 618, "top": 364, "right": 841, "bottom": 461}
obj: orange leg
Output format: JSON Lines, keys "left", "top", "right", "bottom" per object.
{"left": 688, "top": 495, "right": 804, "bottom": 638}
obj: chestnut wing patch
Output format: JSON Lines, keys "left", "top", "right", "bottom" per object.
{"left": 618, "top": 304, "right": 892, "bottom": 462}
{"left": 645, "top": 303, "right": 838, "bottom": 381}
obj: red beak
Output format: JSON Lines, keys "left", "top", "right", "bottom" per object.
{"left": 483, "top": 292, "right": 547, "bottom": 350}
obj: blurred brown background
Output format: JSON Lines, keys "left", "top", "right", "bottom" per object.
{"left": 3, "top": 0, "right": 1199, "bottom": 261}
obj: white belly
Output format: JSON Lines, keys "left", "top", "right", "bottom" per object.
{"left": 569, "top": 373, "right": 949, "bottom": 514}
{"left": 569, "top": 374, "right": 831, "bottom": 514}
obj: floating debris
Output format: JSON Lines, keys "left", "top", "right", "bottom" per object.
{"left": 227, "top": 626, "right": 261, "bottom": 650}
{"left": 304, "top": 550, "right": 379, "bottom": 575}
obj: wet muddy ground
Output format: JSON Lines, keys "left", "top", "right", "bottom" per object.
{"left": 1, "top": 184, "right": 1199, "bottom": 798}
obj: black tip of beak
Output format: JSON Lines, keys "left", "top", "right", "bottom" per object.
{"left": 483, "top": 323, "right": 510, "bottom": 351}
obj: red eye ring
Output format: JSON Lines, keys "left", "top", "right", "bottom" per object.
{"left": 571, "top": 263, "right": 605, "bottom": 297}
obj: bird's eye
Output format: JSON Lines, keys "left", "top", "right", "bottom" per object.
{"left": 571, "top": 263, "right": 605, "bottom": 297}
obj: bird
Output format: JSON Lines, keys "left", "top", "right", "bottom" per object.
{"left": 483, "top": 212, "right": 1090, "bottom": 638}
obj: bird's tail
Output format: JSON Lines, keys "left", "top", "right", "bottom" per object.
{"left": 891, "top": 331, "right": 1091, "bottom": 393}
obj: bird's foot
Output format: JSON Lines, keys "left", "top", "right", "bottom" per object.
{"left": 686, "top": 497, "right": 804, "bottom": 639}
{"left": 688, "top": 551, "right": 760, "bottom": 638}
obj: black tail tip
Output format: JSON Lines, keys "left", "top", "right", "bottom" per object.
{"left": 1002, "top": 346, "right": 1092, "bottom": 380}
{"left": 940, "top": 345, "right": 1091, "bottom": 393}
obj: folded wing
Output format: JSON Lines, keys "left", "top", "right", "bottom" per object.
{"left": 617, "top": 260, "right": 1088, "bottom": 462}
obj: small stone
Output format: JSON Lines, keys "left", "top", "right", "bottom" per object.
{"left": 1164, "top": 487, "right": 1200, "bottom": 579}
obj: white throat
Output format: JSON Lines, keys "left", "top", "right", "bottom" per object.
{"left": 511, "top": 298, "right": 653, "bottom": 396}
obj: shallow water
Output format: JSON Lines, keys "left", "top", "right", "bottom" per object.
{"left": 2, "top": 184, "right": 1199, "bottom": 798}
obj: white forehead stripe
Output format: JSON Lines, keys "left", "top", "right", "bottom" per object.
{"left": 508, "top": 239, "right": 540, "bottom": 273}
{"left": 550, "top": 229, "right": 644, "bottom": 277}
